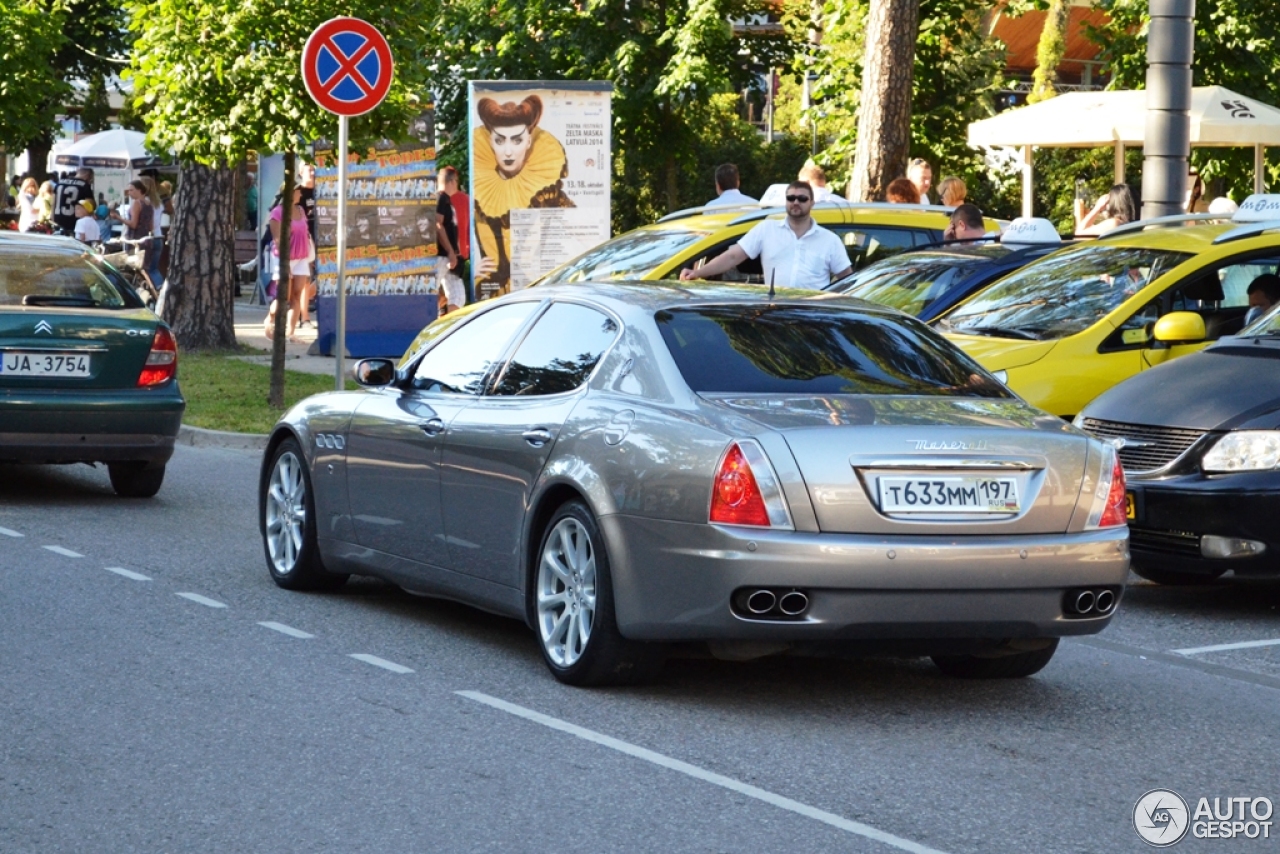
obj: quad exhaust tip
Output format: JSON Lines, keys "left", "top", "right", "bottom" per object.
{"left": 736, "top": 587, "right": 810, "bottom": 620}
{"left": 745, "top": 589, "right": 777, "bottom": 615}
{"left": 1065, "top": 586, "right": 1119, "bottom": 617}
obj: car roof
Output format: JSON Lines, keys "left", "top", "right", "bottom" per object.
{"left": 521, "top": 279, "right": 904, "bottom": 320}
{"left": 0, "top": 232, "right": 89, "bottom": 254}
{"left": 1092, "top": 221, "right": 1241, "bottom": 252}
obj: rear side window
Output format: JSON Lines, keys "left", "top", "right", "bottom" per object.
{"left": 656, "top": 304, "right": 1011, "bottom": 397}
{"left": 491, "top": 302, "right": 619, "bottom": 396}
{"left": 1, "top": 250, "right": 135, "bottom": 308}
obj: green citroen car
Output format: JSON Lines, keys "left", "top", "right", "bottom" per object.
{"left": 0, "top": 233, "right": 184, "bottom": 497}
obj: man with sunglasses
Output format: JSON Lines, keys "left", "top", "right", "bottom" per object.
{"left": 679, "top": 181, "right": 851, "bottom": 289}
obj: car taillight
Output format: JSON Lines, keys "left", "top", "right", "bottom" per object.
{"left": 1086, "top": 447, "right": 1127, "bottom": 529}
{"left": 138, "top": 327, "right": 178, "bottom": 387}
{"left": 709, "top": 440, "right": 793, "bottom": 529}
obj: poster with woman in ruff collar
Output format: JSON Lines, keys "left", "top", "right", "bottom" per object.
{"left": 468, "top": 81, "right": 612, "bottom": 295}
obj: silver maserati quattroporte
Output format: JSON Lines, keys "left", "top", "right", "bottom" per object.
{"left": 259, "top": 282, "right": 1129, "bottom": 685}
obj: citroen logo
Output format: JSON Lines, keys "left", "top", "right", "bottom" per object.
{"left": 34, "top": 320, "right": 53, "bottom": 335}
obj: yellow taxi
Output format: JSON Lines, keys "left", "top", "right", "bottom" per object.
{"left": 935, "top": 198, "right": 1280, "bottom": 418}
{"left": 536, "top": 202, "right": 1003, "bottom": 286}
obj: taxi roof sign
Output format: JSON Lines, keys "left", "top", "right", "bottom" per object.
{"left": 1231, "top": 194, "right": 1280, "bottom": 223}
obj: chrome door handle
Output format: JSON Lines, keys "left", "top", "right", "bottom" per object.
{"left": 522, "top": 428, "right": 553, "bottom": 447}
{"left": 420, "top": 418, "right": 445, "bottom": 436}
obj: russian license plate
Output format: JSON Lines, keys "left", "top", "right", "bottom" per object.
{"left": 0, "top": 351, "right": 92, "bottom": 377}
{"left": 878, "top": 476, "right": 1020, "bottom": 514}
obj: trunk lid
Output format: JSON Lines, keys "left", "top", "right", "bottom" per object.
{"left": 707, "top": 395, "right": 1090, "bottom": 536}
{"left": 0, "top": 307, "right": 161, "bottom": 390}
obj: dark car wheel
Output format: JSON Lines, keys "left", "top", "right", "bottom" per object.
{"left": 932, "top": 639, "right": 1059, "bottom": 679}
{"left": 1132, "top": 565, "right": 1227, "bottom": 586}
{"left": 262, "top": 438, "right": 347, "bottom": 591}
{"left": 108, "top": 462, "right": 166, "bottom": 498}
{"left": 533, "top": 501, "right": 664, "bottom": 686}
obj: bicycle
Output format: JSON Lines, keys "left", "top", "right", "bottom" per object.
{"left": 100, "top": 237, "right": 161, "bottom": 309}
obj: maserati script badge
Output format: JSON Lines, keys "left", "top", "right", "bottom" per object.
{"left": 908, "top": 439, "right": 991, "bottom": 451}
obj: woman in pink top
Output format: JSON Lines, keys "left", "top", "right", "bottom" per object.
{"left": 265, "top": 185, "right": 312, "bottom": 340}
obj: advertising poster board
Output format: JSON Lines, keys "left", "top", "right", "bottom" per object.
{"left": 313, "top": 114, "right": 438, "bottom": 357}
{"left": 468, "top": 81, "right": 612, "bottom": 296}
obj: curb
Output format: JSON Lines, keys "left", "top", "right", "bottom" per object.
{"left": 178, "top": 424, "right": 269, "bottom": 452}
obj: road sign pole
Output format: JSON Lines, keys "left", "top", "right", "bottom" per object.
{"left": 335, "top": 115, "right": 349, "bottom": 391}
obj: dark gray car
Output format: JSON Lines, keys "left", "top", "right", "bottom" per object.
{"left": 258, "top": 283, "right": 1129, "bottom": 685}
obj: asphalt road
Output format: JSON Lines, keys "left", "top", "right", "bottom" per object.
{"left": 2, "top": 446, "right": 1278, "bottom": 853}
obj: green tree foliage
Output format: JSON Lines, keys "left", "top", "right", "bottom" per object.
{"left": 782, "top": 0, "right": 1006, "bottom": 207}
{"left": 125, "top": 0, "right": 430, "bottom": 164}
{"left": 1028, "top": 0, "right": 1068, "bottom": 103}
{"left": 1090, "top": 0, "right": 1280, "bottom": 203}
{"left": 0, "top": 0, "right": 69, "bottom": 157}
{"left": 125, "top": 0, "right": 432, "bottom": 402}
{"left": 428, "top": 0, "right": 804, "bottom": 232}
{"left": 80, "top": 75, "right": 113, "bottom": 133}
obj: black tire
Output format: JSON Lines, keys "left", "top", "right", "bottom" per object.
{"left": 932, "top": 639, "right": 1059, "bottom": 679}
{"left": 1132, "top": 565, "right": 1226, "bottom": 586}
{"left": 261, "top": 438, "right": 347, "bottom": 591}
{"left": 108, "top": 462, "right": 166, "bottom": 498}
{"left": 532, "top": 500, "right": 664, "bottom": 686}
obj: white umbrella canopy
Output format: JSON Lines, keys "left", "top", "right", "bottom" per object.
{"left": 53, "top": 129, "right": 168, "bottom": 170}
{"left": 968, "top": 86, "right": 1280, "bottom": 148}
{"left": 967, "top": 86, "right": 1280, "bottom": 216}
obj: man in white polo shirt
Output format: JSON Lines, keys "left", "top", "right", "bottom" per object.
{"left": 679, "top": 181, "right": 851, "bottom": 289}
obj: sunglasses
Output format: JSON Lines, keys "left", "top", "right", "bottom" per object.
{"left": 785, "top": 195, "right": 811, "bottom": 203}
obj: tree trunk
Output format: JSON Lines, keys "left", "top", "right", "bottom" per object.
{"left": 1029, "top": 0, "right": 1070, "bottom": 104}
{"left": 26, "top": 132, "right": 53, "bottom": 183}
{"left": 847, "top": 0, "right": 920, "bottom": 202}
{"left": 269, "top": 153, "right": 298, "bottom": 409}
{"left": 166, "top": 162, "right": 237, "bottom": 351}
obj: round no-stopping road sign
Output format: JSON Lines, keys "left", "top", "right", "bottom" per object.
{"left": 301, "top": 17, "right": 394, "bottom": 117}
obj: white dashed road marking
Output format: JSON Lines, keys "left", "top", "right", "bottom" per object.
{"left": 258, "top": 621, "right": 314, "bottom": 639}
{"left": 0, "top": 526, "right": 23, "bottom": 538}
{"left": 176, "top": 592, "right": 228, "bottom": 609}
{"left": 1174, "top": 638, "right": 1280, "bottom": 656}
{"left": 349, "top": 654, "right": 414, "bottom": 674}
{"left": 104, "top": 566, "right": 151, "bottom": 581}
{"left": 457, "top": 691, "right": 950, "bottom": 854}
{"left": 43, "top": 545, "right": 83, "bottom": 558}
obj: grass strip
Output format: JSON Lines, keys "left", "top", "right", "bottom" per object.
{"left": 180, "top": 351, "right": 356, "bottom": 434}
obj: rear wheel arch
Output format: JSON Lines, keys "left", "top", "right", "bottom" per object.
{"left": 523, "top": 483, "right": 593, "bottom": 627}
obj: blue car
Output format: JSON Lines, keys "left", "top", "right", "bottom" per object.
{"left": 826, "top": 237, "right": 1071, "bottom": 322}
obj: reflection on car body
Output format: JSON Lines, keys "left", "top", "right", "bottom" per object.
{"left": 260, "top": 282, "right": 1129, "bottom": 686}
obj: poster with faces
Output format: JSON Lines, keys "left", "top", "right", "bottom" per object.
{"left": 468, "top": 81, "right": 612, "bottom": 295}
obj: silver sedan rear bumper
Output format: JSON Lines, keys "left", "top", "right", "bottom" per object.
{"left": 602, "top": 515, "right": 1130, "bottom": 642}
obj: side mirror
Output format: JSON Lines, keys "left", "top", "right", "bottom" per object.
{"left": 353, "top": 358, "right": 397, "bottom": 387}
{"left": 1151, "top": 311, "right": 1206, "bottom": 345}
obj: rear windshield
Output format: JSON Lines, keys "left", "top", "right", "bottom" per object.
{"left": 0, "top": 249, "right": 141, "bottom": 308}
{"left": 537, "top": 227, "right": 710, "bottom": 286}
{"left": 830, "top": 249, "right": 1006, "bottom": 316}
{"left": 656, "top": 304, "right": 1012, "bottom": 397}
{"left": 937, "top": 244, "right": 1193, "bottom": 340}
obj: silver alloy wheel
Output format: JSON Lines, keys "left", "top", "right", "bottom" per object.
{"left": 265, "top": 450, "right": 307, "bottom": 574}
{"left": 536, "top": 517, "right": 598, "bottom": 668}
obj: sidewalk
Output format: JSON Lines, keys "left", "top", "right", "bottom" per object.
{"left": 233, "top": 299, "right": 340, "bottom": 377}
